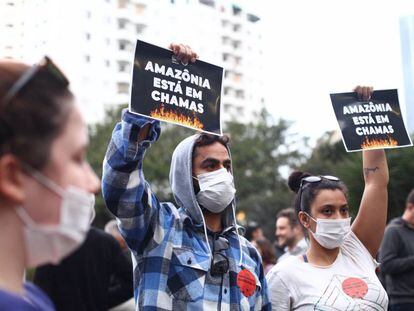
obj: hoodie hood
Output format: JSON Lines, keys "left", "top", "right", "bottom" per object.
{"left": 169, "top": 134, "right": 237, "bottom": 229}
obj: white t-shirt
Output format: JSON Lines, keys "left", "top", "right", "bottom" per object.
{"left": 266, "top": 231, "right": 388, "bottom": 310}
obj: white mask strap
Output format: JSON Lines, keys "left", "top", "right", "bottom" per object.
{"left": 23, "top": 164, "right": 65, "bottom": 197}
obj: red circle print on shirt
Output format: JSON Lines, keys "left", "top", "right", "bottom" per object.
{"left": 237, "top": 269, "right": 256, "bottom": 297}
{"left": 342, "top": 277, "right": 368, "bottom": 299}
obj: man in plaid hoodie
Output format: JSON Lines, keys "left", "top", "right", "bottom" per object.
{"left": 102, "top": 44, "right": 270, "bottom": 310}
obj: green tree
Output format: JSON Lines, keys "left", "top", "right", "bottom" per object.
{"left": 226, "top": 109, "right": 304, "bottom": 239}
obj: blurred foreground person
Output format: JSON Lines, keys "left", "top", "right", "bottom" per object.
{"left": 379, "top": 189, "right": 414, "bottom": 311}
{"left": 267, "top": 86, "right": 389, "bottom": 310}
{"left": 0, "top": 57, "right": 99, "bottom": 310}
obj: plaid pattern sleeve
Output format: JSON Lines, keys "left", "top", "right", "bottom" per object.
{"left": 102, "top": 111, "right": 162, "bottom": 253}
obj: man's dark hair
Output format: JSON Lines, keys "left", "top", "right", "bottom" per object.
{"left": 406, "top": 188, "right": 414, "bottom": 206}
{"left": 276, "top": 207, "right": 299, "bottom": 227}
{"left": 192, "top": 133, "right": 230, "bottom": 159}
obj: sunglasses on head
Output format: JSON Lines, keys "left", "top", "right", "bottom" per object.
{"left": 211, "top": 234, "right": 230, "bottom": 276}
{"left": 2, "top": 56, "right": 69, "bottom": 106}
{"left": 298, "top": 175, "right": 340, "bottom": 211}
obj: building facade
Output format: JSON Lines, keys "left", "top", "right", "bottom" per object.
{"left": 1, "top": 0, "right": 264, "bottom": 124}
{"left": 400, "top": 15, "right": 414, "bottom": 134}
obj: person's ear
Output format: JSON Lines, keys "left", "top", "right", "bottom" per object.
{"left": 0, "top": 155, "right": 25, "bottom": 204}
{"left": 298, "top": 211, "right": 311, "bottom": 229}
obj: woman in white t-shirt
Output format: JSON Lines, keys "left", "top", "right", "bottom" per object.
{"left": 267, "top": 87, "right": 389, "bottom": 310}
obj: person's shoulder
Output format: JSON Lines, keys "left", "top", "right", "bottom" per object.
{"left": 268, "top": 256, "right": 299, "bottom": 278}
{"left": 266, "top": 256, "right": 299, "bottom": 286}
{"left": 89, "top": 227, "right": 120, "bottom": 248}
{"left": 90, "top": 227, "right": 113, "bottom": 240}
{"left": 0, "top": 283, "right": 55, "bottom": 310}
{"left": 384, "top": 217, "right": 405, "bottom": 234}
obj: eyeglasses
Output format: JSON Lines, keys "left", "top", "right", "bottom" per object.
{"left": 2, "top": 56, "right": 69, "bottom": 106}
{"left": 211, "top": 234, "right": 230, "bottom": 276}
{"left": 298, "top": 175, "right": 340, "bottom": 211}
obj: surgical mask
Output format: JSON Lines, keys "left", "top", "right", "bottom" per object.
{"left": 16, "top": 169, "right": 95, "bottom": 267}
{"left": 307, "top": 214, "right": 351, "bottom": 249}
{"left": 195, "top": 168, "right": 236, "bottom": 214}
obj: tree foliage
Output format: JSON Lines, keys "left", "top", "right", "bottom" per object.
{"left": 87, "top": 105, "right": 414, "bottom": 239}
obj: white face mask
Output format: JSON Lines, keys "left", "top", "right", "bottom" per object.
{"left": 16, "top": 169, "right": 95, "bottom": 267}
{"left": 195, "top": 168, "right": 236, "bottom": 214}
{"left": 307, "top": 214, "right": 351, "bottom": 249}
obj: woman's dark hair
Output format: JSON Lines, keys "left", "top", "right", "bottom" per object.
{"left": 0, "top": 60, "right": 73, "bottom": 169}
{"left": 255, "top": 238, "right": 276, "bottom": 265}
{"left": 288, "top": 171, "right": 348, "bottom": 216}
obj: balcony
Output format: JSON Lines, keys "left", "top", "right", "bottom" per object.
{"left": 116, "top": 49, "right": 134, "bottom": 63}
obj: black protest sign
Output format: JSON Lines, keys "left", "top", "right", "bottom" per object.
{"left": 330, "top": 89, "right": 412, "bottom": 152}
{"left": 130, "top": 40, "right": 224, "bottom": 135}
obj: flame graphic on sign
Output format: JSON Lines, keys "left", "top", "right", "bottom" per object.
{"left": 361, "top": 136, "right": 398, "bottom": 149}
{"left": 150, "top": 106, "right": 204, "bottom": 129}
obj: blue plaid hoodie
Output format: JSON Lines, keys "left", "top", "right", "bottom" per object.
{"left": 102, "top": 111, "right": 271, "bottom": 310}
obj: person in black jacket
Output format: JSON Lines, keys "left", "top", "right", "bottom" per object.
{"left": 379, "top": 189, "right": 414, "bottom": 311}
{"left": 34, "top": 227, "right": 133, "bottom": 311}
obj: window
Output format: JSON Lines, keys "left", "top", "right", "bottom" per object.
{"left": 233, "top": 24, "right": 241, "bottom": 32}
{"left": 119, "top": 41, "right": 126, "bottom": 50}
{"left": 118, "top": 0, "right": 127, "bottom": 8}
{"left": 232, "top": 4, "right": 242, "bottom": 16}
{"left": 118, "top": 19, "right": 127, "bottom": 29}
{"left": 117, "top": 82, "right": 129, "bottom": 94}
{"left": 247, "top": 13, "right": 260, "bottom": 23}
{"left": 85, "top": 55, "right": 90, "bottom": 62}
{"left": 235, "top": 90, "right": 244, "bottom": 99}
{"left": 135, "top": 3, "right": 145, "bottom": 14}
{"left": 105, "top": 60, "right": 110, "bottom": 67}
{"left": 136, "top": 23, "right": 146, "bottom": 34}
{"left": 233, "top": 40, "right": 241, "bottom": 49}
{"left": 86, "top": 33, "right": 91, "bottom": 40}
{"left": 199, "top": 0, "right": 215, "bottom": 8}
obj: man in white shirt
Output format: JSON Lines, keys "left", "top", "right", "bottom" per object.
{"left": 275, "top": 208, "right": 307, "bottom": 262}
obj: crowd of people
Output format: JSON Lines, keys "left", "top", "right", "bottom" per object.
{"left": 0, "top": 44, "right": 413, "bottom": 311}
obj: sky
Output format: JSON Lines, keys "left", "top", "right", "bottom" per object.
{"left": 251, "top": 0, "right": 414, "bottom": 145}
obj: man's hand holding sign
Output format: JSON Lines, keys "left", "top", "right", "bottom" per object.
{"left": 137, "top": 43, "right": 198, "bottom": 140}
{"left": 130, "top": 40, "right": 223, "bottom": 135}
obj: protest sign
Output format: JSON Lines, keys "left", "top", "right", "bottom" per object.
{"left": 330, "top": 89, "right": 412, "bottom": 152}
{"left": 130, "top": 40, "right": 224, "bottom": 135}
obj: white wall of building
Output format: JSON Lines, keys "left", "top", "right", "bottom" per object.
{"left": 1, "top": 0, "right": 265, "bottom": 124}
